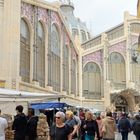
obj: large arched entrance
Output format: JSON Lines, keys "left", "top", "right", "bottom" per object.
{"left": 111, "top": 89, "right": 136, "bottom": 112}
{"left": 113, "top": 95, "right": 128, "bottom": 112}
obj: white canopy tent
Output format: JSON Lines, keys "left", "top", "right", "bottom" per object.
{"left": 0, "top": 88, "right": 65, "bottom": 115}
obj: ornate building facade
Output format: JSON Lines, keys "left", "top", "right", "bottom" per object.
{"left": 0, "top": 0, "right": 82, "bottom": 104}
{"left": 0, "top": 0, "right": 140, "bottom": 111}
{"left": 82, "top": 12, "right": 140, "bottom": 111}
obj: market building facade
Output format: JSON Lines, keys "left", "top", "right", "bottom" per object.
{"left": 0, "top": 0, "right": 140, "bottom": 111}
{"left": 0, "top": 0, "right": 82, "bottom": 105}
{"left": 82, "top": 11, "right": 140, "bottom": 112}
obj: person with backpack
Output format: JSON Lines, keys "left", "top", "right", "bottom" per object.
{"left": 132, "top": 114, "right": 140, "bottom": 140}
{"left": 118, "top": 113, "right": 131, "bottom": 140}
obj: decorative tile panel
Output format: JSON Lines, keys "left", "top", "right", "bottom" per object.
{"left": 109, "top": 41, "right": 126, "bottom": 56}
{"left": 21, "top": 2, "right": 34, "bottom": 25}
{"left": 38, "top": 7, "right": 48, "bottom": 24}
{"left": 83, "top": 50, "right": 103, "bottom": 66}
{"left": 72, "top": 48, "right": 77, "bottom": 60}
{"left": 51, "top": 11, "right": 61, "bottom": 27}
{"left": 65, "top": 33, "right": 70, "bottom": 46}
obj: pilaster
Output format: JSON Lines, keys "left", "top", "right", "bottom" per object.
{"left": 102, "top": 33, "right": 111, "bottom": 107}
{"left": 124, "top": 11, "right": 131, "bottom": 87}
{"left": 69, "top": 46, "right": 71, "bottom": 94}
{"left": 0, "top": 0, "right": 4, "bottom": 79}
{"left": 78, "top": 50, "right": 83, "bottom": 99}
{"left": 60, "top": 27, "right": 64, "bottom": 93}
{"left": 2, "top": 0, "right": 21, "bottom": 88}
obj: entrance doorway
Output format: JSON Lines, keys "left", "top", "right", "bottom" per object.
{"left": 116, "top": 105, "right": 127, "bottom": 112}
{"left": 111, "top": 95, "right": 128, "bottom": 112}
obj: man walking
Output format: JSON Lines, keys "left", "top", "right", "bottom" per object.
{"left": 132, "top": 114, "right": 140, "bottom": 140}
{"left": 118, "top": 113, "right": 131, "bottom": 140}
{"left": 12, "top": 105, "right": 27, "bottom": 140}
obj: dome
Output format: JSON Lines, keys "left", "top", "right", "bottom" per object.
{"left": 59, "top": 0, "right": 91, "bottom": 43}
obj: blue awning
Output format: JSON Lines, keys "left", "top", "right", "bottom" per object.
{"left": 31, "top": 102, "right": 71, "bottom": 110}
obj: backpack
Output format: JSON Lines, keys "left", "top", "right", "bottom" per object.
{"left": 119, "top": 118, "right": 129, "bottom": 130}
{"left": 133, "top": 121, "right": 140, "bottom": 133}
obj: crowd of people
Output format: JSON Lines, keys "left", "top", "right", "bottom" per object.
{"left": 0, "top": 105, "right": 140, "bottom": 140}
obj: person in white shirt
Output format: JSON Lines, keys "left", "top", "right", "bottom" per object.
{"left": 0, "top": 110, "right": 8, "bottom": 140}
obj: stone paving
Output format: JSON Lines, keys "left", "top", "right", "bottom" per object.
{"left": 115, "top": 132, "right": 136, "bottom": 140}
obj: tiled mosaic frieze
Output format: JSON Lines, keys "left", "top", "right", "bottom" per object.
{"left": 38, "top": 7, "right": 48, "bottom": 24}
{"left": 21, "top": 2, "right": 34, "bottom": 25}
{"left": 65, "top": 33, "right": 70, "bottom": 46}
{"left": 51, "top": 11, "right": 61, "bottom": 27}
{"left": 83, "top": 50, "right": 103, "bottom": 66}
{"left": 72, "top": 48, "right": 77, "bottom": 60}
{"left": 109, "top": 41, "right": 126, "bottom": 55}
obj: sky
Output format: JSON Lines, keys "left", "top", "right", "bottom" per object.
{"left": 46, "top": 0, "right": 137, "bottom": 35}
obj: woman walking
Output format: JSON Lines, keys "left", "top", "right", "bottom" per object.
{"left": 49, "top": 111, "right": 72, "bottom": 140}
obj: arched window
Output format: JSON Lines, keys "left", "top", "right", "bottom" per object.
{"left": 36, "top": 22, "right": 45, "bottom": 87}
{"left": 63, "top": 44, "right": 69, "bottom": 92}
{"left": 48, "top": 24, "right": 60, "bottom": 91}
{"left": 72, "top": 29, "right": 78, "bottom": 39}
{"left": 71, "top": 59, "right": 76, "bottom": 95}
{"left": 108, "top": 52, "right": 126, "bottom": 83}
{"left": 83, "top": 62, "right": 101, "bottom": 99}
{"left": 81, "top": 30, "right": 87, "bottom": 43}
{"left": 20, "top": 19, "right": 30, "bottom": 83}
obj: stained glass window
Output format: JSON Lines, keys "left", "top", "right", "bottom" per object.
{"left": 108, "top": 52, "right": 125, "bottom": 83}
{"left": 36, "top": 22, "right": 45, "bottom": 87}
{"left": 83, "top": 62, "right": 101, "bottom": 99}
{"left": 20, "top": 19, "right": 30, "bottom": 83}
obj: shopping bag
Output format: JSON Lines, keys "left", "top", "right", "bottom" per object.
{"left": 128, "top": 132, "right": 136, "bottom": 140}
{"left": 115, "top": 132, "right": 122, "bottom": 140}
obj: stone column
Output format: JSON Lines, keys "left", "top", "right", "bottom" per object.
{"left": 69, "top": 45, "right": 71, "bottom": 94}
{"left": 60, "top": 27, "right": 64, "bottom": 93}
{"left": 124, "top": 11, "right": 131, "bottom": 88}
{"left": 0, "top": 0, "right": 4, "bottom": 80}
{"left": 45, "top": 26, "right": 48, "bottom": 87}
{"left": 78, "top": 50, "right": 83, "bottom": 99}
{"left": 2, "top": 0, "right": 21, "bottom": 88}
{"left": 102, "top": 33, "right": 111, "bottom": 107}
